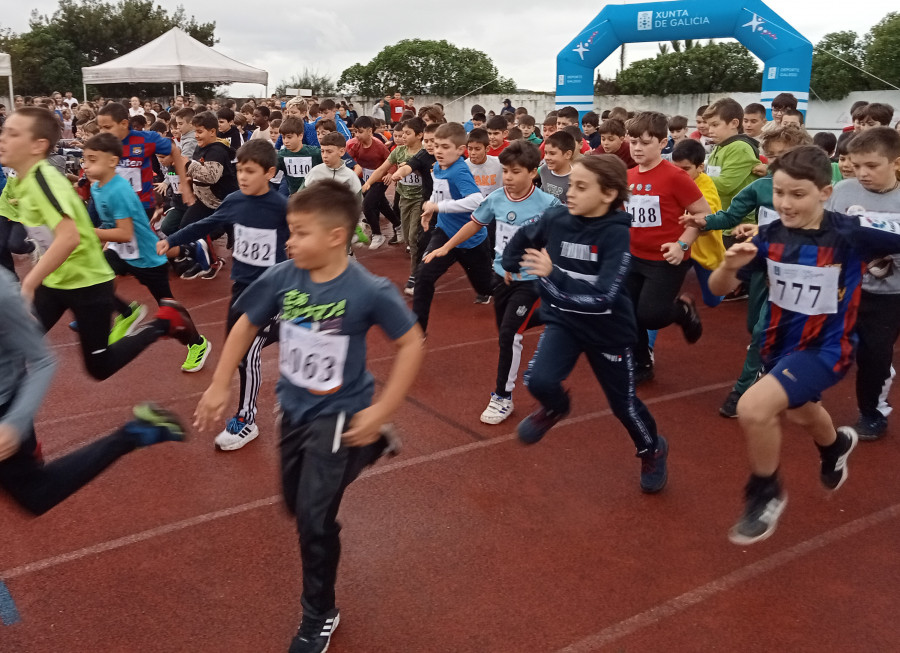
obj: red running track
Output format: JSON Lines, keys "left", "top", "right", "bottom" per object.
{"left": 1, "top": 239, "right": 898, "bottom": 652}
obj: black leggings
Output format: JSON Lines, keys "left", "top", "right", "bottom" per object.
{"left": 412, "top": 228, "right": 494, "bottom": 332}
{"left": 105, "top": 249, "right": 173, "bottom": 314}
{"left": 362, "top": 183, "right": 399, "bottom": 236}
{"left": 279, "top": 412, "right": 388, "bottom": 619}
{"left": 0, "top": 424, "right": 138, "bottom": 516}
{"left": 855, "top": 290, "right": 900, "bottom": 418}
{"left": 625, "top": 257, "right": 691, "bottom": 367}
{"left": 33, "top": 281, "right": 165, "bottom": 380}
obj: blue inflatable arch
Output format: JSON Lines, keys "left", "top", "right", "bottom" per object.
{"left": 556, "top": 0, "right": 812, "bottom": 118}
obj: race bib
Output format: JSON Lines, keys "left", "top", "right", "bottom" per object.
{"left": 167, "top": 172, "right": 181, "bottom": 195}
{"left": 233, "top": 224, "right": 277, "bottom": 267}
{"left": 279, "top": 321, "right": 349, "bottom": 393}
{"left": 400, "top": 172, "right": 422, "bottom": 186}
{"left": 625, "top": 195, "right": 662, "bottom": 228}
{"left": 495, "top": 221, "right": 520, "bottom": 255}
{"left": 361, "top": 168, "right": 375, "bottom": 183}
{"left": 115, "top": 166, "right": 142, "bottom": 193}
{"left": 758, "top": 206, "right": 779, "bottom": 226}
{"left": 706, "top": 165, "right": 722, "bottom": 178}
{"left": 24, "top": 225, "right": 54, "bottom": 252}
{"left": 109, "top": 238, "right": 140, "bottom": 260}
{"left": 432, "top": 178, "right": 451, "bottom": 203}
{"left": 858, "top": 212, "right": 900, "bottom": 233}
{"left": 284, "top": 156, "right": 313, "bottom": 178}
{"left": 766, "top": 259, "right": 840, "bottom": 316}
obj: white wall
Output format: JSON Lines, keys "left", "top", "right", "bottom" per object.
{"left": 351, "top": 90, "right": 900, "bottom": 133}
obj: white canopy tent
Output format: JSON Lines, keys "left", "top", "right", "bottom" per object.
{"left": 80, "top": 27, "right": 267, "bottom": 100}
{"left": 0, "top": 53, "right": 13, "bottom": 108}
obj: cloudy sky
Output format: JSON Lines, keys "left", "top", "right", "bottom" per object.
{"left": 6, "top": 1, "right": 899, "bottom": 96}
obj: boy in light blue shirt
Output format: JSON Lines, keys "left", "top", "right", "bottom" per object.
{"left": 84, "top": 133, "right": 210, "bottom": 371}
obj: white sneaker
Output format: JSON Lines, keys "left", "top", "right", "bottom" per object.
{"left": 369, "top": 235, "right": 387, "bottom": 249}
{"left": 214, "top": 417, "right": 260, "bottom": 451}
{"left": 480, "top": 393, "right": 514, "bottom": 425}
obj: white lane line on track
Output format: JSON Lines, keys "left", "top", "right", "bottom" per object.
{"left": 552, "top": 502, "right": 900, "bottom": 653}
{"left": 6, "top": 381, "right": 730, "bottom": 580}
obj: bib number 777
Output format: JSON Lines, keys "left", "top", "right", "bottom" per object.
{"left": 766, "top": 259, "right": 840, "bottom": 315}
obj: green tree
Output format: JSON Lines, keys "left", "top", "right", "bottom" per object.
{"left": 811, "top": 31, "right": 868, "bottom": 101}
{"left": 337, "top": 39, "right": 515, "bottom": 98}
{"left": 275, "top": 68, "right": 337, "bottom": 97}
{"left": 0, "top": 0, "right": 216, "bottom": 98}
{"left": 864, "top": 12, "right": 900, "bottom": 90}
{"left": 617, "top": 42, "right": 760, "bottom": 95}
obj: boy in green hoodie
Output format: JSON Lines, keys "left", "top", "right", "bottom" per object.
{"left": 704, "top": 98, "right": 761, "bottom": 214}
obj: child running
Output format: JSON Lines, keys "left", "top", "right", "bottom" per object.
{"left": 827, "top": 127, "right": 900, "bottom": 440}
{"left": 424, "top": 140, "right": 560, "bottom": 424}
{"left": 193, "top": 180, "right": 423, "bottom": 653}
{"left": 414, "top": 122, "right": 493, "bottom": 332}
{"left": 708, "top": 145, "right": 900, "bottom": 544}
{"left": 0, "top": 266, "right": 186, "bottom": 515}
{"left": 159, "top": 140, "right": 288, "bottom": 451}
{"left": 83, "top": 133, "right": 210, "bottom": 371}
{"left": 681, "top": 125, "right": 812, "bottom": 418}
{"left": 0, "top": 107, "right": 201, "bottom": 381}
{"left": 624, "top": 111, "right": 708, "bottom": 384}
{"left": 502, "top": 155, "right": 668, "bottom": 493}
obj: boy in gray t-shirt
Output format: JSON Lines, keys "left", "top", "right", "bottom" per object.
{"left": 827, "top": 127, "right": 900, "bottom": 440}
{"left": 193, "top": 180, "right": 423, "bottom": 653}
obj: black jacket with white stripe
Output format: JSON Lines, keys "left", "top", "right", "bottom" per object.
{"left": 502, "top": 205, "right": 637, "bottom": 347}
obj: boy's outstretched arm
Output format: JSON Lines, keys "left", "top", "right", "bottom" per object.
{"left": 194, "top": 315, "right": 260, "bottom": 432}
{"left": 343, "top": 325, "right": 424, "bottom": 446}
{"left": 709, "top": 242, "right": 758, "bottom": 296}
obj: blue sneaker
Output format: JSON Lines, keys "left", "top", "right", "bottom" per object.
{"left": 640, "top": 435, "right": 668, "bottom": 493}
{"left": 516, "top": 405, "right": 569, "bottom": 445}
{"left": 125, "top": 403, "right": 187, "bottom": 447}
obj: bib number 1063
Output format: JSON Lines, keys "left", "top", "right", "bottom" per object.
{"left": 279, "top": 321, "right": 349, "bottom": 393}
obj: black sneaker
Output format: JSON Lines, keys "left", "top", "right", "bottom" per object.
{"left": 180, "top": 263, "right": 205, "bottom": 280}
{"left": 404, "top": 277, "right": 415, "bottom": 297}
{"left": 719, "top": 390, "right": 741, "bottom": 418}
{"left": 854, "top": 413, "right": 888, "bottom": 441}
{"left": 388, "top": 227, "right": 403, "bottom": 245}
{"left": 200, "top": 258, "right": 224, "bottom": 280}
{"left": 289, "top": 609, "right": 340, "bottom": 653}
{"left": 639, "top": 435, "right": 668, "bottom": 493}
{"left": 474, "top": 294, "right": 492, "bottom": 304}
{"left": 677, "top": 294, "right": 703, "bottom": 343}
{"left": 729, "top": 478, "right": 787, "bottom": 545}
{"left": 722, "top": 283, "right": 749, "bottom": 302}
{"left": 819, "top": 427, "right": 858, "bottom": 491}
{"left": 516, "top": 405, "right": 570, "bottom": 444}
{"left": 634, "top": 364, "right": 654, "bottom": 386}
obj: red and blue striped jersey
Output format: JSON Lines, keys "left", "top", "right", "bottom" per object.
{"left": 749, "top": 210, "right": 900, "bottom": 373}
{"left": 117, "top": 129, "right": 173, "bottom": 209}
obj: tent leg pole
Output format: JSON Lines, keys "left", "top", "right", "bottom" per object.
{"left": 82, "top": 83, "right": 87, "bottom": 104}
{"left": 180, "top": 81, "right": 184, "bottom": 96}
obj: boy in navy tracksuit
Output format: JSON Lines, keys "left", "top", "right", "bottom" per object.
{"left": 502, "top": 154, "right": 668, "bottom": 493}
{"left": 159, "top": 140, "right": 288, "bottom": 451}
